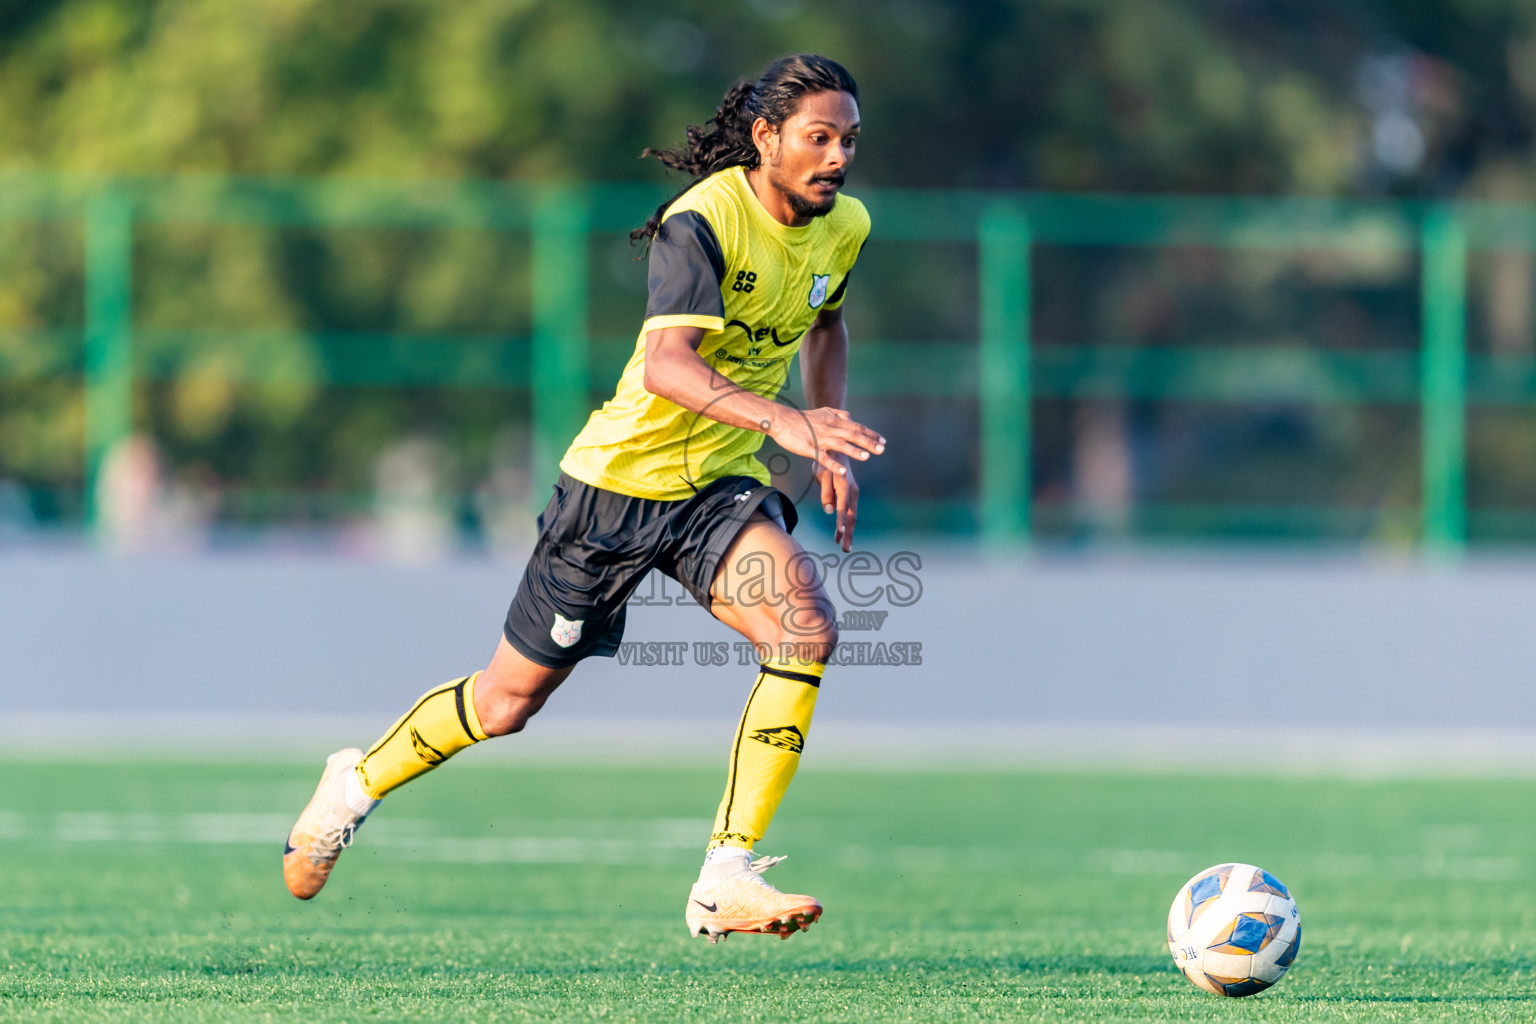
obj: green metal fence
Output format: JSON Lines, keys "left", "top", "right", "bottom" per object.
{"left": 0, "top": 171, "right": 1523, "bottom": 549}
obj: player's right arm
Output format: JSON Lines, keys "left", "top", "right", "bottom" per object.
{"left": 642, "top": 327, "right": 884, "bottom": 477}
{"left": 640, "top": 204, "right": 881, "bottom": 476}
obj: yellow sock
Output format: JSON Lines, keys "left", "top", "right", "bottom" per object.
{"left": 709, "top": 657, "right": 824, "bottom": 850}
{"left": 354, "top": 672, "right": 489, "bottom": 799}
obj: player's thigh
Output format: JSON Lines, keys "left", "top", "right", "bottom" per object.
{"left": 474, "top": 635, "right": 574, "bottom": 734}
{"left": 709, "top": 513, "right": 837, "bottom": 650}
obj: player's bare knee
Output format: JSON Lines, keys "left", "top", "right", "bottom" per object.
{"left": 809, "top": 617, "right": 839, "bottom": 655}
{"left": 478, "top": 693, "right": 543, "bottom": 737}
{"left": 815, "top": 603, "right": 840, "bottom": 648}
{"left": 487, "top": 713, "right": 528, "bottom": 737}
{"left": 772, "top": 609, "right": 837, "bottom": 662}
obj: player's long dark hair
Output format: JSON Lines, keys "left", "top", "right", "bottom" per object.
{"left": 631, "top": 53, "right": 859, "bottom": 247}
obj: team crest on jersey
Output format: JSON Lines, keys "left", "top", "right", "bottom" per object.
{"left": 550, "top": 613, "right": 584, "bottom": 648}
{"left": 807, "top": 273, "right": 830, "bottom": 309}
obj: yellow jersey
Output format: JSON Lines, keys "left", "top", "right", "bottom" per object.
{"left": 559, "top": 166, "right": 871, "bottom": 500}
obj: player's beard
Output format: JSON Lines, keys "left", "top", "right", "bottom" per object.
{"left": 767, "top": 161, "right": 842, "bottom": 220}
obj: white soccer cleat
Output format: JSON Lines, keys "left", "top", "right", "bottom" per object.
{"left": 283, "top": 748, "right": 371, "bottom": 900}
{"left": 684, "top": 853, "right": 823, "bottom": 943}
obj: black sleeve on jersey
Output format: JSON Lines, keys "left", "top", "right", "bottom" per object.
{"left": 645, "top": 210, "right": 726, "bottom": 321}
{"left": 827, "top": 274, "right": 850, "bottom": 307}
{"left": 826, "top": 237, "right": 865, "bottom": 308}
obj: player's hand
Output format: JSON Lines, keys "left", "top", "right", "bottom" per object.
{"left": 769, "top": 407, "right": 884, "bottom": 480}
{"left": 815, "top": 455, "right": 860, "bottom": 552}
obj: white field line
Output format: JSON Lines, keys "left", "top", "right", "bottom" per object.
{"left": 0, "top": 810, "right": 998, "bottom": 869}
{"left": 1091, "top": 848, "right": 1521, "bottom": 882}
{"left": 9, "top": 715, "right": 1536, "bottom": 778}
{"left": 0, "top": 811, "right": 711, "bottom": 864}
{"left": 3, "top": 810, "right": 1519, "bottom": 880}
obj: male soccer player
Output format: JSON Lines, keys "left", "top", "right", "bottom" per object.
{"left": 283, "top": 53, "right": 882, "bottom": 944}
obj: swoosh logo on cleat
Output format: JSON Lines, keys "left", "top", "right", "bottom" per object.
{"left": 691, "top": 899, "right": 719, "bottom": 913}
{"left": 284, "top": 842, "right": 295, "bottom": 855}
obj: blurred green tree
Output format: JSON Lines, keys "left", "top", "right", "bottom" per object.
{"left": 3, "top": 0, "right": 1536, "bottom": 540}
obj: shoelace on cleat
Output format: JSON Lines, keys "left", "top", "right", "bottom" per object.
{"left": 309, "top": 805, "right": 366, "bottom": 858}
{"left": 735, "top": 853, "right": 789, "bottom": 892}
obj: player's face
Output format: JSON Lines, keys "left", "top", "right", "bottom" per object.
{"left": 762, "top": 90, "right": 860, "bottom": 221}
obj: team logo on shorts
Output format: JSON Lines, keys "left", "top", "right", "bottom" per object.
{"left": 807, "top": 273, "right": 830, "bottom": 309}
{"left": 550, "top": 613, "right": 584, "bottom": 648}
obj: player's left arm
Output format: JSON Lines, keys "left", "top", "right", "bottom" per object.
{"left": 800, "top": 303, "right": 862, "bottom": 552}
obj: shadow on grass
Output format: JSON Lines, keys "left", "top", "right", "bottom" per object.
{"left": 781, "top": 952, "right": 1172, "bottom": 977}
{"left": 1292, "top": 995, "right": 1536, "bottom": 1005}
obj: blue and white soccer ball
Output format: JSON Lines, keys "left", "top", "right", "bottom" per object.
{"left": 1167, "top": 862, "right": 1301, "bottom": 997}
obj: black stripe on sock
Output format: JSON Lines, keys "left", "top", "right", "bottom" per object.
{"left": 364, "top": 678, "right": 464, "bottom": 758}
{"left": 453, "top": 677, "right": 476, "bottom": 741}
{"left": 758, "top": 663, "right": 822, "bottom": 688}
{"left": 720, "top": 673, "right": 765, "bottom": 834}
{"left": 411, "top": 727, "right": 448, "bottom": 764}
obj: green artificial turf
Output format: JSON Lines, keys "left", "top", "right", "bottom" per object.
{"left": 3, "top": 756, "right": 1535, "bottom": 1021}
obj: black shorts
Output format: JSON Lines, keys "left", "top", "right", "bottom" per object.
{"left": 503, "top": 473, "right": 798, "bottom": 669}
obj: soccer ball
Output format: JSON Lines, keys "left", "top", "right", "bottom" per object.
{"left": 1167, "top": 862, "right": 1301, "bottom": 997}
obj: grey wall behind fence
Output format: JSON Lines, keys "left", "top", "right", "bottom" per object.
{"left": 4, "top": 546, "right": 1533, "bottom": 734}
